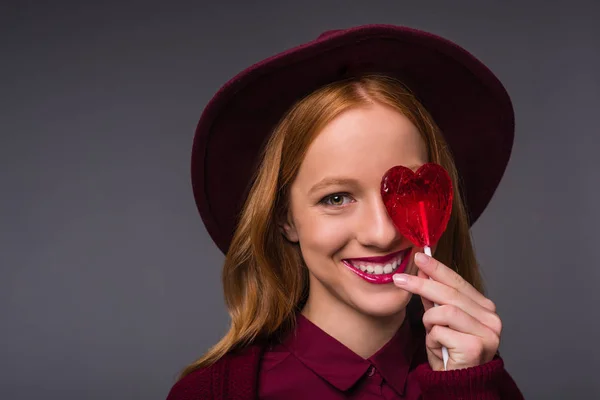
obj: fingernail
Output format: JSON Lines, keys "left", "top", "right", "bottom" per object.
{"left": 415, "top": 252, "right": 429, "bottom": 264}
{"left": 393, "top": 274, "right": 408, "bottom": 285}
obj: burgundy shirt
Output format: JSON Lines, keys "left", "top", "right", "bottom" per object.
{"left": 165, "top": 310, "right": 524, "bottom": 400}
{"left": 259, "top": 313, "right": 427, "bottom": 399}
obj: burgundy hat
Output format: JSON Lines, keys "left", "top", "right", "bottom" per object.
{"left": 191, "top": 24, "right": 514, "bottom": 255}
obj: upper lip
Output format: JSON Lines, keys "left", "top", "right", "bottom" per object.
{"left": 344, "top": 248, "right": 410, "bottom": 263}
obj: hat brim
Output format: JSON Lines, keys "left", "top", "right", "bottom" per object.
{"left": 192, "top": 25, "right": 514, "bottom": 254}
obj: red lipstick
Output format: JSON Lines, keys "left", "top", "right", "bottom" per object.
{"left": 342, "top": 247, "right": 413, "bottom": 285}
{"left": 344, "top": 248, "right": 406, "bottom": 264}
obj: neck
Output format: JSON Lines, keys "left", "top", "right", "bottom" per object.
{"left": 300, "top": 285, "right": 407, "bottom": 359}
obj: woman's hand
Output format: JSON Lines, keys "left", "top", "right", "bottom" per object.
{"left": 393, "top": 252, "right": 502, "bottom": 371}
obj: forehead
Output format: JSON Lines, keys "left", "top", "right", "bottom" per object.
{"left": 295, "top": 103, "right": 428, "bottom": 188}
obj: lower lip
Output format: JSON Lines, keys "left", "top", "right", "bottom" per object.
{"left": 342, "top": 249, "right": 412, "bottom": 284}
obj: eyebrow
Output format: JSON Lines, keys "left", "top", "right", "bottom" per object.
{"left": 307, "top": 165, "right": 425, "bottom": 196}
{"left": 308, "top": 177, "right": 360, "bottom": 196}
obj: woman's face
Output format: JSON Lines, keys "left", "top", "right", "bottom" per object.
{"left": 283, "top": 102, "right": 428, "bottom": 319}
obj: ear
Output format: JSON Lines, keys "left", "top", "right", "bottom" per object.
{"left": 279, "top": 213, "right": 299, "bottom": 243}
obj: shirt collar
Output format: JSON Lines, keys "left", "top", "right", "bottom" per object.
{"left": 369, "top": 314, "right": 418, "bottom": 396}
{"left": 281, "top": 312, "right": 420, "bottom": 395}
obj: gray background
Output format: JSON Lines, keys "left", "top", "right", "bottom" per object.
{"left": 2, "top": 1, "right": 599, "bottom": 399}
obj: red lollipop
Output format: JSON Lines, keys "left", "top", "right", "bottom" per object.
{"left": 381, "top": 162, "right": 454, "bottom": 370}
{"left": 381, "top": 163, "right": 453, "bottom": 248}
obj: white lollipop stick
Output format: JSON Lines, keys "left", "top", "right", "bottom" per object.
{"left": 424, "top": 245, "right": 449, "bottom": 371}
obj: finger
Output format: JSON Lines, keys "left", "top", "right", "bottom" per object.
{"left": 414, "top": 252, "right": 497, "bottom": 313}
{"left": 392, "top": 273, "right": 502, "bottom": 336}
{"left": 427, "top": 324, "right": 464, "bottom": 350}
{"left": 423, "top": 304, "right": 496, "bottom": 340}
{"left": 428, "top": 324, "right": 500, "bottom": 366}
{"left": 426, "top": 325, "right": 487, "bottom": 366}
{"left": 417, "top": 268, "right": 435, "bottom": 311}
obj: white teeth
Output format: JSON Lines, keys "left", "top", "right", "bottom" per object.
{"left": 349, "top": 253, "right": 405, "bottom": 275}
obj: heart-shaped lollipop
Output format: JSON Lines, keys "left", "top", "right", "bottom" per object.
{"left": 381, "top": 163, "right": 453, "bottom": 248}
{"left": 382, "top": 162, "right": 454, "bottom": 370}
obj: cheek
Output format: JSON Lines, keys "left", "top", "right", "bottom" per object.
{"left": 297, "top": 213, "right": 353, "bottom": 257}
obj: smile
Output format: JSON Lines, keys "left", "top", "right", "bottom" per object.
{"left": 342, "top": 248, "right": 413, "bottom": 284}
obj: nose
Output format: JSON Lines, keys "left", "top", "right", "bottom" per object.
{"left": 355, "top": 194, "right": 401, "bottom": 249}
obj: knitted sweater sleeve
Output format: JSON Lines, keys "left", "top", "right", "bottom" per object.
{"left": 415, "top": 357, "right": 524, "bottom": 399}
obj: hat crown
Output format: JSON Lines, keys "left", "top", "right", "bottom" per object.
{"left": 316, "top": 29, "right": 344, "bottom": 41}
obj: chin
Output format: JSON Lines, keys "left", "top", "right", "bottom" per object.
{"left": 353, "top": 292, "right": 412, "bottom": 319}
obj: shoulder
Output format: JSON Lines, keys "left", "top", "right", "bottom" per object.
{"left": 165, "top": 365, "right": 213, "bottom": 400}
{"left": 260, "top": 340, "right": 294, "bottom": 372}
{"left": 165, "top": 344, "right": 265, "bottom": 400}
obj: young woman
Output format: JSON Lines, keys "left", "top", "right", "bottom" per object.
{"left": 166, "top": 25, "right": 524, "bottom": 399}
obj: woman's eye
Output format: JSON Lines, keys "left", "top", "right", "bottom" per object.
{"left": 320, "top": 193, "right": 353, "bottom": 207}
